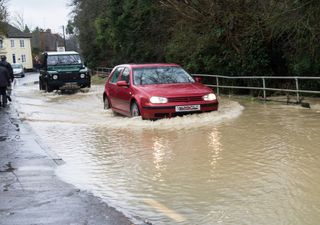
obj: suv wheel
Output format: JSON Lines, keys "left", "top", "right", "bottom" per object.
{"left": 46, "top": 84, "right": 53, "bottom": 92}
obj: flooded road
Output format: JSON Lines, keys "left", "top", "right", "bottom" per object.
{"left": 12, "top": 74, "right": 320, "bottom": 225}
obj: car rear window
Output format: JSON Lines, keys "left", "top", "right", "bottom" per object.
{"left": 110, "top": 67, "right": 123, "bottom": 83}
{"left": 133, "top": 66, "right": 194, "bottom": 85}
{"left": 12, "top": 64, "right": 23, "bottom": 69}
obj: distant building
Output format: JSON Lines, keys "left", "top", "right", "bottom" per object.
{"left": 31, "top": 29, "right": 65, "bottom": 52}
{"left": 0, "top": 23, "right": 33, "bottom": 69}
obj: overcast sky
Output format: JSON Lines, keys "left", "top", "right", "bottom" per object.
{"left": 8, "top": 0, "right": 72, "bottom": 34}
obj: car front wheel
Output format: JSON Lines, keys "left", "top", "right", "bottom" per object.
{"left": 131, "top": 102, "right": 140, "bottom": 117}
{"left": 103, "top": 95, "right": 110, "bottom": 109}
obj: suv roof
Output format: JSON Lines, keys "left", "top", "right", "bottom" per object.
{"left": 46, "top": 51, "right": 79, "bottom": 56}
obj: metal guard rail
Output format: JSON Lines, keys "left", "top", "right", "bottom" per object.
{"left": 94, "top": 67, "right": 113, "bottom": 77}
{"left": 192, "top": 74, "right": 320, "bottom": 102}
{"left": 93, "top": 67, "right": 319, "bottom": 102}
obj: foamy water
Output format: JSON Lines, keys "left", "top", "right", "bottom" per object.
{"left": 14, "top": 84, "right": 244, "bottom": 130}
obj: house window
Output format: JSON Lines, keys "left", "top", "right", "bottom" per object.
{"left": 20, "top": 40, "right": 25, "bottom": 48}
{"left": 0, "top": 40, "right": 3, "bottom": 49}
{"left": 12, "top": 54, "right": 16, "bottom": 63}
{"left": 11, "top": 40, "right": 15, "bottom": 47}
{"left": 21, "top": 54, "right": 26, "bottom": 63}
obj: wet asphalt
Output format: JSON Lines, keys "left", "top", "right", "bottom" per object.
{"left": 0, "top": 100, "right": 135, "bottom": 224}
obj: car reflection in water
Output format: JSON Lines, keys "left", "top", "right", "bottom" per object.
{"left": 103, "top": 64, "right": 219, "bottom": 120}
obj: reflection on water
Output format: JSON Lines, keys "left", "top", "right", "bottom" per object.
{"left": 13, "top": 80, "right": 320, "bottom": 225}
{"left": 208, "top": 128, "right": 222, "bottom": 182}
{"left": 152, "top": 137, "right": 169, "bottom": 182}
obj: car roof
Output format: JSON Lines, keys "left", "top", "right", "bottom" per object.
{"left": 116, "top": 63, "right": 181, "bottom": 69}
{"left": 45, "top": 51, "right": 79, "bottom": 56}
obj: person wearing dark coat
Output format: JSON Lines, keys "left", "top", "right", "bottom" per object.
{"left": 0, "top": 55, "right": 14, "bottom": 81}
{"left": 0, "top": 66, "right": 10, "bottom": 107}
{"left": 0, "top": 56, "right": 14, "bottom": 103}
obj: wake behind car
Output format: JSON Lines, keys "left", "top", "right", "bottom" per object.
{"left": 103, "top": 63, "right": 218, "bottom": 119}
{"left": 12, "top": 63, "right": 25, "bottom": 78}
{"left": 39, "top": 51, "right": 90, "bottom": 92}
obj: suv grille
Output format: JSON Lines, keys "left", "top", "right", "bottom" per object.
{"left": 59, "top": 73, "right": 80, "bottom": 81}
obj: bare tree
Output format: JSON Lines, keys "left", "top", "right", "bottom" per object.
{"left": 11, "top": 10, "right": 25, "bottom": 31}
{"left": 0, "top": 0, "right": 9, "bottom": 34}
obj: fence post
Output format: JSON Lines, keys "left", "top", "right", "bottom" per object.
{"left": 216, "top": 77, "right": 220, "bottom": 95}
{"left": 262, "top": 77, "right": 266, "bottom": 100}
{"left": 295, "top": 77, "right": 300, "bottom": 103}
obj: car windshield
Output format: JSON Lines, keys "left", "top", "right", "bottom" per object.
{"left": 133, "top": 66, "right": 195, "bottom": 85}
{"left": 12, "top": 64, "right": 23, "bottom": 69}
{"left": 47, "top": 54, "right": 82, "bottom": 65}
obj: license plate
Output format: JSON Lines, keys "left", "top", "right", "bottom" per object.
{"left": 175, "top": 105, "right": 200, "bottom": 112}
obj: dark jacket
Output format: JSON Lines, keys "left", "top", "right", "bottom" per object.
{"left": 0, "top": 61, "right": 14, "bottom": 81}
{"left": 0, "top": 66, "right": 10, "bottom": 87}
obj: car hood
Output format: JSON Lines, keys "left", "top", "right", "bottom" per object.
{"left": 135, "top": 82, "right": 213, "bottom": 97}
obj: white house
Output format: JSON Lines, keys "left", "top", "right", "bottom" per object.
{"left": 0, "top": 24, "right": 33, "bottom": 70}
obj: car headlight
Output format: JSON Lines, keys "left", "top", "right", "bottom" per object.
{"left": 53, "top": 75, "right": 58, "bottom": 80}
{"left": 203, "top": 93, "right": 216, "bottom": 101}
{"left": 80, "top": 73, "right": 85, "bottom": 78}
{"left": 150, "top": 96, "right": 168, "bottom": 104}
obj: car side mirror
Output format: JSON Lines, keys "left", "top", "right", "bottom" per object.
{"left": 116, "top": 80, "right": 129, "bottom": 87}
{"left": 194, "top": 76, "right": 202, "bottom": 83}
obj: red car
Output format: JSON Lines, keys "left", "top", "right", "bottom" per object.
{"left": 103, "top": 64, "right": 218, "bottom": 119}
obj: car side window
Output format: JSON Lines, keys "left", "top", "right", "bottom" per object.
{"left": 110, "top": 67, "right": 123, "bottom": 83}
{"left": 119, "top": 68, "right": 130, "bottom": 84}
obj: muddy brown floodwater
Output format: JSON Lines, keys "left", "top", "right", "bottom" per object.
{"left": 13, "top": 76, "right": 320, "bottom": 225}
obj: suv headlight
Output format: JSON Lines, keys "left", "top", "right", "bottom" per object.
{"left": 80, "top": 74, "right": 85, "bottom": 78}
{"left": 150, "top": 96, "right": 168, "bottom": 104}
{"left": 52, "top": 75, "right": 58, "bottom": 80}
{"left": 203, "top": 93, "right": 216, "bottom": 101}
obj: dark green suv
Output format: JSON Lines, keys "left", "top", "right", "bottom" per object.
{"left": 39, "top": 51, "right": 91, "bottom": 92}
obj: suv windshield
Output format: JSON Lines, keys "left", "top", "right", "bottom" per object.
{"left": 133, "top": 66, "right": 194, "bottom": 85}
{"left": 47, "top": 54, "right": 82, "bottom": 65}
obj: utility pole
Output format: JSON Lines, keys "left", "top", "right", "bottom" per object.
{"left": 62, "top": 25, "right": 66, "bottom": 50}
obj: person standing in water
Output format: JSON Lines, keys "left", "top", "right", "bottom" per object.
{"left": 0, "top": 65, "right": 10, "bottom": 107}
{"left": 0, "top": 56, "right": 14, "bottom": 102}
